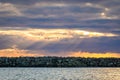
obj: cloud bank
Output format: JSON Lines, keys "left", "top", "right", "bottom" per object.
{"left": 0, "top": 0, "right": 120, "bottom": 57}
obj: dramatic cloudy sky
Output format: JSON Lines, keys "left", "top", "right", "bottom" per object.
{"left": 0, "top": 0, "right": 120, "bottom": 57}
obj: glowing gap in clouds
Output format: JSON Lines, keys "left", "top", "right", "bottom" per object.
{"left": 0, "top": 28, "right": 118, "bottom": 41}
{"left": 0, "top": 48, "right": 120, "bottom": 58}
{"left": 69, "top": 52, "right": 120, "bottom": 58}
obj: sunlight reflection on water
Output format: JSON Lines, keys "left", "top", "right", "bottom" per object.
{"left": 0, "top": 68, "right": 120, "bottom": 80}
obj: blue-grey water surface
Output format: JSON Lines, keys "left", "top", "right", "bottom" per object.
{"left": 0, "top": 68, "right": 120, "bottom": 80}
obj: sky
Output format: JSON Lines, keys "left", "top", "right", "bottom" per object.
{"left": 0, "top": 0, "right": 120, "bottom": 57}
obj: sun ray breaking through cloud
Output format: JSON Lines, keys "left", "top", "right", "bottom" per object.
{"left": 0, "top": 0, "right": 120, "bottom": 57}
{"left": 0, "top": 28, "right": 118, "bottom": 42}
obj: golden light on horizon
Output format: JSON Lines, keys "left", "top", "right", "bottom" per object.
{"left": 0, "top": 48, "right": 120, "bottom": 58}
{"left": 69, "top": 52, "right": 120, "bottom": 58}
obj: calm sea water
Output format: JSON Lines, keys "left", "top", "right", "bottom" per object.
{"left": 0, "top": 68, "right": 120, "bottom": 80}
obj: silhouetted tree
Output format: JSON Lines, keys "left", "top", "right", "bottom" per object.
{"left": 0, "top": 57, "right": 120, "bottom": 67}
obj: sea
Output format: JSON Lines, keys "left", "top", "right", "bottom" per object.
{"left": 0, "top": 68, "right": 120, "bottom": 80}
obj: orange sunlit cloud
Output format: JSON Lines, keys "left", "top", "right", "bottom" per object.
{"left": 68, "top": 52, "right": 120, "bottom": 58}
{"left": 0, "top": 48, "right": 120, "bottom": 58}
{"left": 0, "top": 48, "right": 44, "bottom": 57}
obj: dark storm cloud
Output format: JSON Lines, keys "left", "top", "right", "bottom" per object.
{"left": 0, "top": 34, "right": 35, "bottom": 49}
{"left": 0, "top": 0, "right": 119, "bottom": 30}
{"left": 0, "top": 16, "right": 119, "bottom": 35}
{"left": 77, "top": 37, "right": 120, "bottom": 53}
{"left": 26, "top": 37, "right": 120, "bottom": 53}
{"left": 0, "top": 0, "right": 37, "bottom": 5}
{"left": 0, "top": 0, "right": 103, "bottom": 4}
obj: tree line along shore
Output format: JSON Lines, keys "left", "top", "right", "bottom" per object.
{"left": 0, "top": 57, "right": 120, "bottom": 67}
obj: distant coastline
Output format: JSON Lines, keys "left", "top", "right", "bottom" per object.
{"left": 0, "top": 57, "right": 120, "bottom": 67}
